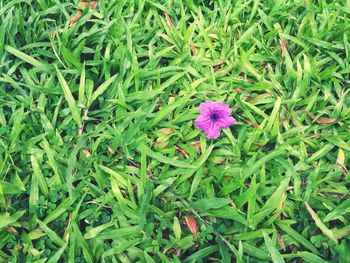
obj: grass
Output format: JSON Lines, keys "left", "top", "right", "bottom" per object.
{"left": 0, "top": 0, "right": 350, "bottom": 262}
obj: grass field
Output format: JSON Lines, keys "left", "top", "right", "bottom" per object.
{"left": 1, "top": 0, "right": 350, "bottom": 262}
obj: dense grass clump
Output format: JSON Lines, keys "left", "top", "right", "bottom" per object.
{"left": 0, "top": 0, "right": 350, "bottom": 262}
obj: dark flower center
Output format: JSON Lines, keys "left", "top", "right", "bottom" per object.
{"left": 210, "top": 112, "right": 220, "bottom": 121}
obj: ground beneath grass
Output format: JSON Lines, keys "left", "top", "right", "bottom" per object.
{"left": 0, "top": 0, "right": 350, "bottom": 262}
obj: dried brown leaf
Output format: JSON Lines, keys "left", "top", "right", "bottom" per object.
{"left": 82, "top": 149, "right": 91, "bottom": 158}
{"left": 191, "top": 43, "right": 196, "bottom": 56}
{"left": 277, "top": 231, "right": 286, "bottom": 251}
{"left": 300, "top": 110, "right": 316, "bottom": 120}
{"left": 164, "top": 12, "right": 174, "bottom": 29}
{"left": 337, "top": 148, "right": 345, "bottom": 166}
{"left": 337, "top": 148, "right": 348, "bottom": 172}
{"left": 243, "top": 118, "right": 259, "bottom": 127}
{"left": 300, "top": 110, "right": 337, "bottom": 125}
{"left": 280, "top": 40, "right": 287, "bottom": 59}
{"left": 159, "top": 128, "right": 173, "bottom": 134}
{"left": 290, "top": 244, "right": 298, "bottom": 254}
{"left": 316, "top": 117, "right": 337, "bottom": 125}
{"left": 70, "top": 10, "right": 82, "bottom": 27}
{"left": 184, "top": 215, "right": 197, "bottom": 238}
{"left": 79, "top": 1, "right": 88, "bottom": 7}
{"left": 176, "top": 146, "right": 189, "bottom": 159}
{"left": 7, "top": 226, "right": 17, "bottom": 233}
{"left": 70, "top": 1, "right": 98, "bottom": 27}
{"left": 89, "top": 0, "right": 98, "bottom": 10}
{"left": 252, "top": 142, "right": 265, "bottom": 149}
{"left": 192, "top": 142, "right": 201, "bottom": 149}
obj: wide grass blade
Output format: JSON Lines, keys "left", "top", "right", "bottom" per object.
{"left": 4, "top": 45, "right": 49, "bottom": 70}
{"left": 263, "top": 231, "right": 285, "bottom": 263}
{"left": 139, "top": 145, "right": 196, "bottom": 169}
{"left": 0, "top": 210, "right": 26, "bottom": 229}
{"left": 56, "top": 67, "right": 82, "bottom": 128}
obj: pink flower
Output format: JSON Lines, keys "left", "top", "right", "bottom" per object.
{"left": 195, "top": 101, "right": 236, "bottom": 139}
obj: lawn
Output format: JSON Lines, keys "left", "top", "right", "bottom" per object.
{"left": 0, "top": 0, "right": 350, "bottom": 262}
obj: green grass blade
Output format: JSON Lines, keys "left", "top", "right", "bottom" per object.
{"left": 0, "top": 210, "right": 26, "bottom": 229}
{"left": 56, "top": 67, "right": 82, "bottom": 128}
{"left": 263, "top": 231, "right": 285, "bottom": 263}
{"left": 139, "top": 145, "right": 196, "bottom": 168}
{"left": 89, "top": 74, "right": 118, "bottom": 106}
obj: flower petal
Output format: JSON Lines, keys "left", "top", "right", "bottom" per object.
{"left": 217, "top": 116, "right": 236, "bottom": 129}
{"left": 204, "top": 123, "right": 221, "bottom": 139}
{"left": 214, "top": 102, "right": 231, "bottom": 115}
{"left": 199, "top": 101, "right": 216, "bottom": 116}
{"left": 195, "top": 115, "right": 212, "bottom": 131}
